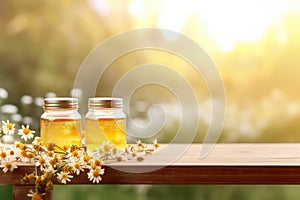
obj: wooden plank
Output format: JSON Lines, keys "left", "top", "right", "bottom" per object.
{"left": 107, "top": 143, "right": 300, "bottom": 166}
{"left": 70, "top": 165, "right": 300, "bottom": 184}
{"left": 3, "top": 165, "right": 300, "bottom": 185}
{"left": 175, "top": 143, "right": 300, "bottom": 166}
{"left": 1, "top": 144, "right": 300, "bottom": 186}
{"left": 0, "top": 164, "right": 34, "bottom": 185}
{"left": 13, "top": 185, "right": 33, "bottom": 200}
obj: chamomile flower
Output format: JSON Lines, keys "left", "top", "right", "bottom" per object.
{"left": 0, "top": 158, "right": 17, "bottom": 173}
{"left": 18, "top": 149, "right": 28, "bottom": 163}
{"left": 1, "top": 120, "right": 15, "bottom": 135}
{"left": 70, "top": 160, "right": 84, "bottom": 175}
{"left": 68, "top": 149, "right": 85, "bottom": 162}
{"left": 48, "top": 156, "right": 58, "bottom": 169}
{"left": 42, "top": 170, "right": 54, "bottom": 181}
{"left": 71, "top": 150, "right": 80, "bottom": 158}
{"left": 25, "top": 152, "right": 35, "bottom": 163}
{"left": 99, "top": 142, "right": 114, "bottom": 155}
{"left": 57, "top": 171, "right": 73, "bottom": 184}
{"left": 0, "top": 150, "right": 7, "bottom": 161}
{"left": 32, "top": 137, "right": 43, "bottom": 145}
{"left": 0, "top": 119, "right": 160, "bottom": 197}
{"left": 91, "top": 159, "right": 103, "bottom": 169}
{"left": 18, "top": 125, "right": 35, "bottom": 142}
{"left": 83, "top": 154, "right": 91, "bottom": 163}
{"left": 153, "top": 139, "right": 160, "bottom": 149}
{"left": 87, "top": 166, "right": 105, "bottom": 183}
{"left": 6, "top": 148, "right": 18, "bottom": 161}
{"left": 36, "top": 156, "right": 47, "bottom": 171}
{"left": 27, "top": 190, "right": 44, "bottom": 200}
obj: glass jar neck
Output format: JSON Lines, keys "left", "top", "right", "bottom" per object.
{"left": 41, "top": 108, "right": 81, "bottom": 120}
{"left": 86, "top": 107, "right": 125, "bottom": 119}
{"left": 43, "top": 107, "right": 78, "bottom": 112}
{"left": 88, "top": 107, "right": 123, "bottom": 111}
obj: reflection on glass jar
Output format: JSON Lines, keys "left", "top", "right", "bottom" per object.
{"left": 40, "top": 98, "right": 82, "bottom": 149}
{"left": 85, "top": 97, "right": 126, "bottom": 152}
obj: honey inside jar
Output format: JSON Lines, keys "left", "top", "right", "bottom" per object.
{"left": 40, "top": 98, "right": 82, "bottom": 150}
{"left": 40, "top": 118, "right": 82, "bottom": 148}
{"left": 85, "top": 117, "right": 126, "bottom": 151}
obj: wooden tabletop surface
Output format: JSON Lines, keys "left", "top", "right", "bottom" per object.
{"left": 2, "top": 143, "right": 300, "bottom": 185}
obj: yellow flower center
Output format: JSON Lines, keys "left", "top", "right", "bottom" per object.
{"left": 61, "top": 172, "right": 68, "bottom": 179}
{"left": 5, "top": 162, "right": 12, "bottom": 169}
{"left": 83, "top": 155, "right": 91, "bottom": 163}
{"left": 0, "top": 152, "right": 6, "bottom": 159}
{"left": 23, "top": 128, "right": 30, "bottom": 135}
{"left": 31, "top": 193, "right": 42, "bottom": 200}
{"left": 39, "top": 157, "right": 45, "bottom": 165}
{"left": 21, "top": 150, "right": 27, "bottom": 157}
{"left": 47, "top": 151, "right": 54, "bottom": 157}
{"left": 9, "top": 150, "right": 14, "bottom": 156}
{"left": 94, "top": 159, "right": 102, "bottom": 166}
{"left": 16, "top": 142, "right": 25, "bottom": 150}
{"left": 63, "top": 145, "right": 70, "bottom": 151}
{"left": 6, "top": 123, "right": 13, "bottom": 130}
{"left": 27, "top": 152, "right": 34, "bottom": 159}
{"left": 93, "top": 170, "right": 100, "bottom": 177}
{"left": 74, "top": 162, "right": 80, "bottom": 169}
{"left": 72, "top": 150, "right": 79, "bottom": 157}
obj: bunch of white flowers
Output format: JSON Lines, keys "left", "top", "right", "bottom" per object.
{"left": 0, "top": 120, "right": 159, "bottom": 200}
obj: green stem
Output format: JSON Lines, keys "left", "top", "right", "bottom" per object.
{"left": 53, "top": 144, "right": 67, "bottom": 154}
{"left": 34, "top": 165, "right": 39, "bottom": 194}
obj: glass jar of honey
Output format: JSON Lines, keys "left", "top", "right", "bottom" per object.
{"left": 40, "top": 98, "right": 82, "bottom": 148}
{"left": 85, "top": 97, "right": 126, "bottom": 152}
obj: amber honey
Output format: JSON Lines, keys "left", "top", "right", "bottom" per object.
{"left": 40, "top": 118, "right": 82, "bottom": 148}
{"left": 85, "top": 117, "right": 126, "bottom": 151}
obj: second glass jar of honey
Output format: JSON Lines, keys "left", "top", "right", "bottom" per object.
{"left": 40, "top": 98, "right": 82, "bottom": 148}
{"left": 85, "top": 97, "right": 126, "bottom": 151}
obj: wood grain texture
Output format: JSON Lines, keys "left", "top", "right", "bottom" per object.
{"left": 1, "top": 144, "right": 300, "bottom": 186}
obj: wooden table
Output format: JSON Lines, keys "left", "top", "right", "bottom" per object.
{"left": 2, "top": 144, "right": 300, "bottom": 200}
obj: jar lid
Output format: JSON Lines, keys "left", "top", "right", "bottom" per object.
{"left": 88, "top": 97, "right": 123, "bottom": 109}
{"left": 43, "top": 98, "right": 78, "bottom": 109}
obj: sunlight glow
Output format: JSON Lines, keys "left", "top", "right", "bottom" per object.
{"left": 154, "top": 0, "right": 295, "bottom": 52}
{"left": 89, "top": 0, "right": 110, "bottom": 16}
{"left": 196, "top": 0, "right": 294, "bottom": 51}
{"left": 128, "top": 0, "right": 146, "bottom": 17}
{"left": 157, "top": 1, "right": 189, "bottom": 33}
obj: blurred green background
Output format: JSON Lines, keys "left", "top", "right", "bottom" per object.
{"left": 1, "top": 0, "right": 300, "bottom": 199}
{"left": 1, "top": 185, "right": 300, "bottom": 200}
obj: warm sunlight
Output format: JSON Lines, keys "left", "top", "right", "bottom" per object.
{"left": 2, "top": 1, "right": 300, "bottom": 199}
{"left": 197, "top": 0, "right": 296, "bottom": 52}
{"left": 155, "top": 0, "right": 297, "bottom": 52}
{"left": 89, "top": 0, "right": 300, "bottom": 52}
{"left": 1, "top": 0, "right": 300, "bottom": 144}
